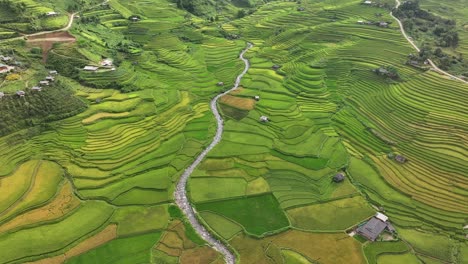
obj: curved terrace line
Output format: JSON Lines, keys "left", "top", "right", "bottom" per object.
{"left": 175, "top": 43, "right": 253, "bottom": 264}
{"left": 391, "top": 0, "right": 467, "bottom": 84}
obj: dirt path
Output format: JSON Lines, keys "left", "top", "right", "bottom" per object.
{"left": 0, "top": 0, "right": 109, "bottom": 43}
{"left": 174, "top": 43, "right": 253, "bottom": 264}
{"left": 391, "top": 0, "right": 467, "bottom": 84}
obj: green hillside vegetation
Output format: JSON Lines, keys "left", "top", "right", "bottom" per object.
{"left": 0, "top": 0, "right": 466, "bottom": 263}
{"left": 0, "top": 0, "right": 103, "bottom": 35}
{"left": 0, "top": 80, "right": 87, "bottom": 136}
{"left": 175, "top": 0, "right": 266, "bottom": 19}
{"left": 394, "top": 0, "right": 468, "bottom": 76}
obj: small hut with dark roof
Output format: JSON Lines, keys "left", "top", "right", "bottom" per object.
{"left": 333, "top": 172, "right": 345, "bottom": 183}
{"left": 394, "top": 155, "right": 407, "bottom": 163}
{"left": 16, "top": 90, "right": 25, "bottom": 97}
{"left": 254, "top": 95, "right": 260, "bottom": 101}
{"left": 272, "top": 64, "right": 282, "bottom": 70}
{"left": 260, "top": 116, "right": 269, "bottom": 122}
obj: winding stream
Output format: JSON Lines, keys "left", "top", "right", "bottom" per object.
{"left": 174, "top": 43, "right": 253, "bottom": 264}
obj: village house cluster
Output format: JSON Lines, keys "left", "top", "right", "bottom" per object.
{"left": 357, "top": 20, "right": 390, "bottom": 28}
{"left": 0, "top": 55, "right": 16, "bottom": 74}
{"left": 14, "top": 70, "right": 58, "bottom": 98}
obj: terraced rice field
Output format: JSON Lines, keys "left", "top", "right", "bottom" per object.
{"left": 0, "top": 0, "right": 466, "bottom": 263}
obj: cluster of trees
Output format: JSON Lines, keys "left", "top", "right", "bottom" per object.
{"left": 67, "top": 0, "right": 104, "bottom": 12}
{"left": 373, "top": 65, "right": 400, "bottom": 80}
{"left": 394, "top": 0, "right": 459, "bottom": 48}
{"left": 80, "top": 15, "right": 101, "bottom": 24}
{"left": 0, "top": 0, "right": 27, "bottom": 16}
{"left": 174, "top": 0, "right": 266, "bottom": 20}
{"left": 417, "top": 45, "right": 465, "bottom": 71}
{"left": 0, "top": 82, "right": 87, "bottom": 137}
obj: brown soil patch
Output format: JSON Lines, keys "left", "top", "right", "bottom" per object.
{"left": 180, "top": 246, "right": 219, "bottom": 264}
{"left": 219, "top": 95, "right": 255, "bottom": 110}
{"left": 28, "top": 31, "right": 75, "bottom": 41}
{"left": 229, "top": 86, "right": 244, "bottom": 95}
{"left": 162, "top": 230, "right": 184, "bottom": 249}
{"left": 27, "top": 32, "right": 76, "bottom": 63}
{"left": 155, "top": 220, "right": 220, "bottom": 260}
{"left": 29, "top": 224, "right": 118, "bottom": 264}
{"left": 157, "top": 243, "right": 182, "bottom": 257}
{"left": 0, "top": 182, "right": 80, "bottom": 234}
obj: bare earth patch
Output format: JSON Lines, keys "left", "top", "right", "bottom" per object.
{"left": 26, "top": 32, "right": 76, "bottom": 63}
{"left": 228, "top": 86, "right": 244, "bottom": 95}
{"left": 219, "top": 95, "right": 255, "bottom": 110}
{"left": 155, "top": 220, "right": 220, "bottom": 261}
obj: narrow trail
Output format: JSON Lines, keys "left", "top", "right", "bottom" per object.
{"left": 174, "top": 43, "right": 253, "bottom": 264}
{"left": 391, "top": 0, "right": 467, "bottom": 84}
{"left": 0, "top": 0, "right": 109, "bottom": 43}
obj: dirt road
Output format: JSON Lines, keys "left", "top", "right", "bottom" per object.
{"left": 391, "top": 0, "right": 467, "bottom": 84}
{"left": 174, "top": 43, "right": 253, "bottom": 264}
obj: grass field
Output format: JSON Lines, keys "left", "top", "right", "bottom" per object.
{"left": 196, "top": 194, "right": 290, "bottom": 236}
{"left": 0, "top": 0, "right": 466, "bottom": 262}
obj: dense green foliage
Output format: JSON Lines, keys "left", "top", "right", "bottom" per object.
{"left": 0, "top": 82, "right": 86, "bottom": 136}
{"left": 395, "top": 0, "right": 468, "bottom": 74}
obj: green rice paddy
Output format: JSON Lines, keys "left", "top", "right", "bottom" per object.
{"left": 0, "top": 0, "right": 466, "bottom": 263}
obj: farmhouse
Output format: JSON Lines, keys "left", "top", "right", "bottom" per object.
{"left": 16, "top": 90, "right": 25, "bottom": 97}
{"left": 217, "top": 82, "right": 224, "bottom": 86}
{"left": 83, "top": 66, "right": 99, "bottom": 71}
{"left": 0, "top": 55, "right": 12, "bottom": 62}
{"left": 100, "top": 58, "right": 113, "bottom": 67}
{"left": 272, "top": 64, "right": 282, "bottom": 70}
{"left": 0, "top": 64, "right": 15, "bottom": 73}
{"left": 363, "top": 0, "right": 372, "bottom": 4}
{"left": 0, "top": 92, "right": 4, "bottom": 99}
{"left": 130, "top": 16, "right": 140, "bottom": 22}
{"left": 0, "top": 64, "right": 10, "bottom": 73}
{"left": 254, "top": 95, "right": 260, "bottom": 101}
{"left": 260, "top": 116, "right": 269, "bottom": 122}
{"left": 377, "top": 67, "right": 389, "bottom": 75}
{"left": 379, "top": 22, "right": 389, "bottom": 27}
{"left": 39, "top": 81, "right": 50, "bottom": 86}
{"left": 49, "top": 70, "right": 58, "bottom": 75}
{"left": 46, "top": 11, "right": 58, "bottom": 16}
{"left": 394, "top": 154, "right": 407, "bottom": 163}
{"left": 333, "top": 172, "right": 345, "bottom": 183}
{"left": 31, "top": 86, "right": 42, "bottom": 92}
{"left": 357, "top": 20, "right": 364, "bottom": 24}
{"left": 357, "top": 213, "right": 395, "bottom": 241}
{"left": 45, "top": 76, "right": 55, "bottom": 81}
